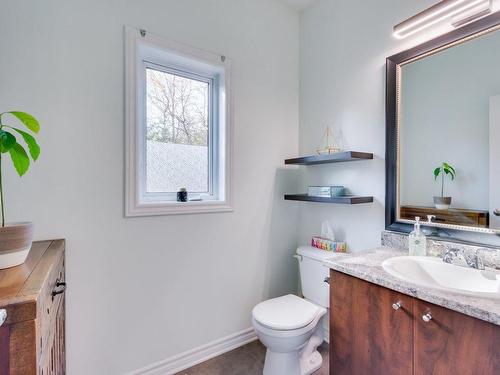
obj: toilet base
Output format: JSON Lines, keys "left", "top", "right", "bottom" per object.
{"left": 263, "top": 349, "right": 302, "bottom": 375}
{"left": 262, "top": 322, "right": 324, "bottom": 375}
{"left": 299, "top": 321, "right": 324, "bottom": 374}
{"left": 263, "top": 348, "right": 323, "bottom": 375}
{"left": 300, "top": 350, "right": 322, "bottom": 375}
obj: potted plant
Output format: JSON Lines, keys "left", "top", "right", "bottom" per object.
{"left": 433, "top": 162, "right": 455, "bottom": 210}
{"left": 0, "top": 111, "right": 40, "bottom": 269}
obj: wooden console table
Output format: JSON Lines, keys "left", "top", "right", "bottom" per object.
{"left": 0, "top": 240, "right": 66, "bottom": 375}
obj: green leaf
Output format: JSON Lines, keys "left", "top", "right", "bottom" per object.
{"left": 6, "top": 111, "right": 40, "bottom": 133}
{"left": 8, "top": 143, "right": 30, "bottom": 176}
{"left": 443, "top": 162, "right": 456, "bottom": 173}
{"left": 448, "top": 166, "right": 456, "bottom": 177}
{"left": 442, "top": 163, "right": 456, "bottom": 180}
{"left": 434, "top": 167, "right": 441, "bottom": 180}
{"left": 0, "top": 131, "right": 16, "bottom": 153}
{"left": 9, "top": 127, "right": 40, "bottom": 160}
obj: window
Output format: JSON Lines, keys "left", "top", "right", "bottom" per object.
{"left": 125, "top": 27, "right": 232, "bottom": 216}
{"left": 145, "top": 65, "right": 211, "bottom": 194}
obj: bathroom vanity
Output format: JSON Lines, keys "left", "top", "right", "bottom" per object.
{"left": 0, "top": 240, "right": 66, "bottom": 375}
{"left": 293, "top": 6, "right": 500, "bottom": 375}
{"left": 362, "top": 10, "right": 500, "bottom": 374}
{"left": 325, "top": 246, "right": 500, "bottom": 375}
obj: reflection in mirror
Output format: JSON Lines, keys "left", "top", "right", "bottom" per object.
{"left": 398, "top": 28, "right": 500, "bottom": 231}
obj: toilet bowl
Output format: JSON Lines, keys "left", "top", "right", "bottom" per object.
{"left": 252, "top": 294, "right": 327, "bottom": 375}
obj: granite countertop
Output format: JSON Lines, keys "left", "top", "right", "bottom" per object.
{"left": 323, "top": 246, "right": 500, "bottom": 326}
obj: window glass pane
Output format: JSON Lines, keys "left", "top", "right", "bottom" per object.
{"left": 146, "top": 67, "right": 209, "bottom": 193}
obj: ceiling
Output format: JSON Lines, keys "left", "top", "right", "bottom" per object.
{"left": 278, "top": 0, "right": 317, "bottom": 12}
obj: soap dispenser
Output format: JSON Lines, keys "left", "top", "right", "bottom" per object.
{"left": 409, "top": 216, "right": 427, "bottom": 256}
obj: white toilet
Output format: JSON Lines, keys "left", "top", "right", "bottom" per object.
{"left": 252, "top": 246, "right": 332, "bottom": 375}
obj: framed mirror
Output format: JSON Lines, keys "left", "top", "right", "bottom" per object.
{"left": 386, "top": 12, "right": 500, "bottom": 247}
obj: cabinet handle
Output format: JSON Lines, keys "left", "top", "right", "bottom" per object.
{"left": 52, "top": 279, "right": 66, "bottom": 300}
{"left": 392, "top": 302, "right": 402, "bottom": 310}
{"left": 324, "top": 277, "right": 330, "bottom": 284}
{"left": 0, "top": 309, "right": 6, "bottom": 326}
{"left": 52, "top": 286, "right": 65, "bottom": 298}
{"left": 422, "top": 313, "right": 432, "bottom": 322}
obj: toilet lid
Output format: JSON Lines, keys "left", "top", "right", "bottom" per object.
{"left": 252, "top": 294, "right": 320, "bottom": 331}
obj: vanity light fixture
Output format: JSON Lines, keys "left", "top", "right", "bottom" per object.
{"left": 393, "top": 0, "right": 493, "bottom": 39}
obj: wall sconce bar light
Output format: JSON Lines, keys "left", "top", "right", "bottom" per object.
{"left": 393, "top": 0, "right": 492, "bottom": 39}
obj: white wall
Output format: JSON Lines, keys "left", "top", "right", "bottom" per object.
{"left": 490, "top": 96, "right": 500, "bottom": 228}
{"left": 298, "top": 0, "right": 439, "bottom": 250}
{"left": 400, "top": 30, "right": 500, "bottom": 210}
{"left": 0, "top": 1, "right": 299, "bottom": 374}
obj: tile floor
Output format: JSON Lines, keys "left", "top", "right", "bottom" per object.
{"left": 175, "top": 340, "right": 329, "bottom": 375}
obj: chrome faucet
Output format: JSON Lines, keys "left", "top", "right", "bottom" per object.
{"left": 442, "top": 248, "right": 485, "bottom": 270}
{"left": 466, "top": 252, "right": 485, "bottom": 270}
{"left": 442, "top": 248, "right": 467, "bottom": 267}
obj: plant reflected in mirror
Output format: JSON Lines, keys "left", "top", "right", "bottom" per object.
{"left": 433, "top": 162, "right": 456, "bottom": 210}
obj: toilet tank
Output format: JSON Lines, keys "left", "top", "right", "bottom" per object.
{"left": 296, "top": 246, "right": 333, "bottom": 308}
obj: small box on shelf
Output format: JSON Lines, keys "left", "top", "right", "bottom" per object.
{"left": 311, "top": 236, "right": 347, "bottom": 252}
{"left": 308, "top": 186, "right": 345, "bottom": 197}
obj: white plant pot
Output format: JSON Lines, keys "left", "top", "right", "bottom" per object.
{"left": 433, "top": 196, "right": 452, "bottom": 210}
{"left": 0, "top": 222, "right": 34, "bottom": 269}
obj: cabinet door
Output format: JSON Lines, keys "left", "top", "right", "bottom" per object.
{"left": 330, "top": 270, "right": 414, "bottom": 375}
{"left": 414, "top": 299, "right": 500, "bottom": 375}
{"left": 0, "top": 325, "right": 8, "bottom": 375}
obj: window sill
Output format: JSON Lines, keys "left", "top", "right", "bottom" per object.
{"left": 125, "top": 200, "right": 233, "bottom": 217}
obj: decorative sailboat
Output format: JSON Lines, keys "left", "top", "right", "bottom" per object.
{"left": 316, "top": 127, "right": 342, "bottom": 155}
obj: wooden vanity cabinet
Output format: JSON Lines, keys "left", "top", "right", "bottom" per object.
{"left": 330, "top": 271, "right": 413, "bottom": 374}
{"left": 0, "top": 240, "right": 66, "bottom": 375}
{"left": 414, "top": 299, "right": 499, "bottom": 375}
{"left": 330, "top": 270, "right": 500, "bottom": 375}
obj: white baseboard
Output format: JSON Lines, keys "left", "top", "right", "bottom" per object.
{"left": 127, "top": 328, "right": 258, "bottom": 375}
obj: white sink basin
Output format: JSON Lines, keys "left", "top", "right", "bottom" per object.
{"left": 382, "top": 256, "right": 500, "bottom": 299}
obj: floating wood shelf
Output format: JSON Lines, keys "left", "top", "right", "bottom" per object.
{"left": 284, "top": 194, "right": 374, "bottom": 204}
{"left": 285, "top": 151, "right": 373, "bottom": 165}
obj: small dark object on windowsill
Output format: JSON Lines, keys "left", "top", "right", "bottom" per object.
{"left": 177, "top": 188, "right": 188, "bottom": 202}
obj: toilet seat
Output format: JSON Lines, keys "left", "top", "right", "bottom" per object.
{"left": 252, "top": 294, "right": 321, "bottom": 331}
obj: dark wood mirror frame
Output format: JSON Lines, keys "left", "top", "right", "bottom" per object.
{"left": 386, "top": 11, "right": 500, "bottom": 248}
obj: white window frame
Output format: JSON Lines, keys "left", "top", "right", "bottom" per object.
{"left": 125, "top": 26, "right": 232, "bottom": 216}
